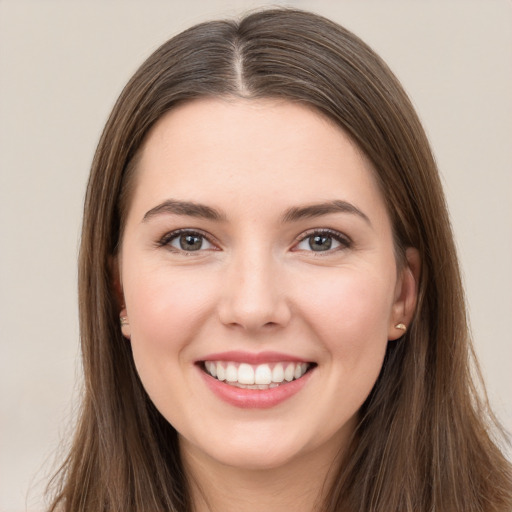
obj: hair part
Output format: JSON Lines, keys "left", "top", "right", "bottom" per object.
{"left": 48, "top": 8, "right": 512, "bottom": 512}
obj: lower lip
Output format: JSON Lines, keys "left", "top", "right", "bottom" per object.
{"left": 199, "top": 366, "right": 314, "bottom": 409}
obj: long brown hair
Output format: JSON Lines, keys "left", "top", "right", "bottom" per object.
{"left": 47, "top": 8, "right": 512, "bottom": 511}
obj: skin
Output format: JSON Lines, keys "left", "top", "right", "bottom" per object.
{"left": 117, "top": 98, "right": 418, "bottom": 512}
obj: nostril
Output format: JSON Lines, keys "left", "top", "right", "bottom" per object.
{"left": 218, "top": 298, "right": 292, "bottom": 332}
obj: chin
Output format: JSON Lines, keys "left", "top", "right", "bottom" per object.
{"left": 183, "top": 422, "right": 338, "bottom": 473}
{"left": 207, "top": 443, "right": 305, "bottom": 472}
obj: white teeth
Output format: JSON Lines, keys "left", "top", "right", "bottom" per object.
{"left": 204, "top": 361, "right": 311, "bottom": 386}
{"left": 216, "top": 363, "right": 226, "bottom": 381}
{"left": 284, "top": 363, "right": 295, "bottom": 382}
{"left": 205, "top": 361, "right": 217, "bottom": 378}
{"left": 254, "top": 364, "right": 272, "bottom": 385}
{"left": 238, "top": 363, "right": 255, "bottom": 384}
{"left": 225, "top": 363, "right": 238, "bottom": 382}
{"left": 272, "top": 364, "right": 284, "bottom": 383}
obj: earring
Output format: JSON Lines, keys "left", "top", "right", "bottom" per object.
{"left": 120, "top": 315, "right": 129, "bottom": 326}
{"left": 395, "top": 323, "right": 407, "bottom": 332}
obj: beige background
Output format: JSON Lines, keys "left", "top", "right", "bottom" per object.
{"left": 0, "top": 1, "right": 511, "bottom": 510}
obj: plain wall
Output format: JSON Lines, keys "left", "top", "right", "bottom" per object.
{"left": 0, "top": 1, "right": 511, "bottom": 510}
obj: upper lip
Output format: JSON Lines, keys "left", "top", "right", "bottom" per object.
{"left": 198, "top": 351, "right": 311, "bottom": 364}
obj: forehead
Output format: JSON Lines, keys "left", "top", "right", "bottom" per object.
{"left": 128, "top": 97, "right": 387, "bottom": 223}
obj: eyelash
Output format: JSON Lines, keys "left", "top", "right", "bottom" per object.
{"left": 157, "top": 229, "right": 217, "bottom": 254}
{"left": 157, "top": 228, "right": 352, "bottom": 254}
{"left": 293, "top": 228, "right": 352, "bottom": 254}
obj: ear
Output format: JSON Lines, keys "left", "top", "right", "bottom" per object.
{"left": 110, "top": 255, "right": 131, "bottom": 340}
{"left": 119, "top": 308, "right": 131, "bottom": 340}
{"left": 388, "top": 247, "right": 420, "bottom": 340}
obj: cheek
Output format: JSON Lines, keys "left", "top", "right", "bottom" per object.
{"left": 126, "top": 263, "right": 214, "bottom": 333}
{"left": 122, "top": 265, "right": 223, "bottom": 422}
{"left": 297, "top": 268, "right": 395, "bottom": 361}
{"left": 123, "top": 265, "right": 218, "bottom": 381}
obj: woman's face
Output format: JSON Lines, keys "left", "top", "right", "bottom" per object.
{"left": 118, "top": 98, "right": 416, "bottom": 472}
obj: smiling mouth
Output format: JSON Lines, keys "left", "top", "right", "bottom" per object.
{"left": 201, "top": 361, "right": 315, "bottom": 389}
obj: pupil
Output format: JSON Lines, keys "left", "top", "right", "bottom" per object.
{"left": 309, "top": 235, "right": 332, "bottom": 251}
{"left": 180, "top": 233, "right": 202, "bottom": 251}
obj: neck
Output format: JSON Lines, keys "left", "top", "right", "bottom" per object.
{"left": 181, "top": 437, "right": 346, "bottom": 512}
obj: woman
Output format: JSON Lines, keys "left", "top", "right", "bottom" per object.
{"left": 47, "top": 8, "right": 512, "bottom": 512}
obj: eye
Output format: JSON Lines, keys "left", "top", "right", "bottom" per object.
{"left": 294, "top": 229, "right": 350, "bottom": 253}
{"left": 160, "top": 230, "right": 216, "bottom": 252}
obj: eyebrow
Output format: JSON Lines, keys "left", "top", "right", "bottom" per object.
{"left": 281, "top": 200, "right": 371, "bottom": 225}
{"left": 142, "top": 198, "right": 370, "bottom": 225}
{"left": 143, "top": 199, "right": 227, "bottom": 222}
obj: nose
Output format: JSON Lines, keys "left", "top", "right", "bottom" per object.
{"left": 217, "top": 249, "right": 292, "bottom": 332}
